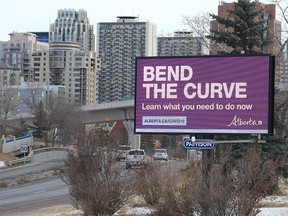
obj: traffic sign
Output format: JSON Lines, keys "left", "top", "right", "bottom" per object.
{"left": 20, "top": 143, "right": 28, "bottom": 153}
{"left": 183, "top": 139, "right": 215, "bottom": 149}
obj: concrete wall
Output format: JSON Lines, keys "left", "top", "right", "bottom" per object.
{"left": 30, "top": 150, "right": 68, "bottom": 163}
{"left": 1, "top": 135, "right": 33, "bottom": 155}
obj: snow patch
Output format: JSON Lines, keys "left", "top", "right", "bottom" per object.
{"left": 0, "top": 161, "right": 6, "bottom": 168}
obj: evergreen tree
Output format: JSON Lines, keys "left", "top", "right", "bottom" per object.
{"left": 207, "top": 0, "right": 271, "bottom": 54}
{"left": 33, "top": 101, "right": 51, "bottom": 146}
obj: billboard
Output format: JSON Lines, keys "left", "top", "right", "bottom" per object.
{"left": 134, "top": 55, "right": 274, "bottom": 135}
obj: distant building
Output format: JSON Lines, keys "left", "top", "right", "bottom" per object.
{"left": 157, "top": 31, "right": 209, "bottom": 56}
{"left": 97, "top": 16, "right": 157, "bottom": 103}
{"left": 30, "top": 41, "right": 100, "bottom": 105}
{"left": 30, "top": 32, "right": 49, "bottom": 43}
{"left": 49, "top": 9, "right": 95, "bottom": 51}
{"left": 0, "top": 60, "right": 21, "bottom": 85}
{"left": 0, "top": 32, "right": 49, "bottom": 81}
{"left": 13, "top": 82, "right": 63, "bottom": 114}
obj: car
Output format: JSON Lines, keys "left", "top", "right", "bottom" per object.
{"left": 153, "top": 149, "right": 169, "bottom": 161}
{"left": 116, "top": 145, "right": 132, "bottom": 161}
{"left": 125, "top": 149, "right": 148, "bottom": 169}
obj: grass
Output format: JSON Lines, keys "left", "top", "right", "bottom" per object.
{"left": 0, "top": 152, "right": 18, "bottom": 162}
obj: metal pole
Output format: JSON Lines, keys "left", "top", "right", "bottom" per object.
{"left": 23, "top": 151, "right": 26, "bottom": 179}
{"left": 202, "top": 135, "right": 214, "bottom": 216}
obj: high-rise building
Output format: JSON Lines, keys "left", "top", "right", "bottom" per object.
{"left": 49, "top": 9, "right": 95, "bottom": 52}
{"left": 0, "top": 32, "right": 49, "bottom": 81}
{"left": 97, "top": 16, "right": 157, "bottom": 103}
{"left": 158, "top": 31, "right": 209, "bottom": 56}
{"left": 31, "top": 41, "right": 100, "bottom": 105}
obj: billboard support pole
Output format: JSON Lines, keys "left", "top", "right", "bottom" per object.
{"left": 201, "top": 135, "right": 214, "bottom": 215}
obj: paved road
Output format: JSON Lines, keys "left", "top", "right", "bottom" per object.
{"left": 0, "top": 158, "right": 188, "bottom": 215}
{"left": 0, "top": 178, "right": 70, "bottom": 216}
{"left": 0, "top": 159, "right": 65, "bottom": 180}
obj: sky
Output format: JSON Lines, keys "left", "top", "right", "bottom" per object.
{"left": 0, "top": 0, "right": 223, "bottom": 41}
{"left": 0, "top": 0, "right": 273, "bottom": 42}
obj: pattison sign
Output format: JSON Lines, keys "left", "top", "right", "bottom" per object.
{"left": 134, "top": 55, "right": 274, "bottom": 135}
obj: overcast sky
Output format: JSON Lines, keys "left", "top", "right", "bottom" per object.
{"left": 0, "top": 0, "right": 272, "bottom": 41}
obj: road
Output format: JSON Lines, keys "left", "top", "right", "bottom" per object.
{"left": 0, "top": 158, "right": 188, "bottom": 215}
{"left": 0, "top": 159, "right": 65, "bottom": 180}
{"left": 0, "top": 178, "right": 69, "bottom": 215}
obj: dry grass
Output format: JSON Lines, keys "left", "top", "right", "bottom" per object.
{"left": 0, "top": 152, "right": 18, "bottom": 162}
{"left": 0, "top": 169, "right": 62, "bottom": 188}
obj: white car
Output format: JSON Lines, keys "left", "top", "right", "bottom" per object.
{"left": 125, "top": 149, "right": 148, "bottom": 169}
{"left": 153, "top": 149, "right": 169, "bottom": 161}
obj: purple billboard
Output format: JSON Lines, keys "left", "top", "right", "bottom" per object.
{"left": 134, "top": 55, "right": 274, "bottom": 134}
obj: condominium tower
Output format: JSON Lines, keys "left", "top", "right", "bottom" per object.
{"left": 97, "top": 16, "right": 157, "bottom": 103}
{"left": 31, "top": 41, "right": 100, "bottom": 105}
{"left": 0, "top": 32, "right": 49, "bottom": 81}
{"left": 158, "top": 31, "right": 209, "bottom": 56}
{"left": 49, "top": 9, "right": 95, "bottom": 51}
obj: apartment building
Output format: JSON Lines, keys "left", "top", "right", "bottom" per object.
{"left": 49, "top": 9, "right": 95, "bottom": 52}
{"left": 0, "top": 60, "right": 21, "bottom": 85}
{"left": 0, "top": 32, "right": 49, "bottom": 81}
{"left": 31, "top": 41, "right": 100, "bottom": 105}
{"left": 158, "top": 31, "right": 209, "bottom": 56}
{"left": 97, "top": 16, "right": 157, "bottom": 103}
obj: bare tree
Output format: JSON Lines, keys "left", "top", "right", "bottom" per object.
{"left": 0, "top": 85, "right": 22, "bottom": 136}
{"left": 21, "top": 82, "right": 46, "bottom": 115}
{"left": 270, "top": 0, "right": 288, "bottom": 82}
{"left": 20, "top": 83, "right": 81, "bottom": 146}
{"left": 48, "top": 95, "right": 82, "bottom": 146}
{"left": 132, "top": 162, "right": 163, "bottom": 206}
{"left": 274, "top": 87, "right": 288, "bottom": 135}
{"left": 182, "top": 12, "right": 228, "bottom": 54}
{"left": 135, "top": 148, "right": 278, "bottom": 216}
{"left": 62, "top": 127, "right": 127, "bottom": 216}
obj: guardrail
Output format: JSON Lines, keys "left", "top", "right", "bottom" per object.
{"left": 5, "top": 156, "right": 31, "bottom": 166}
